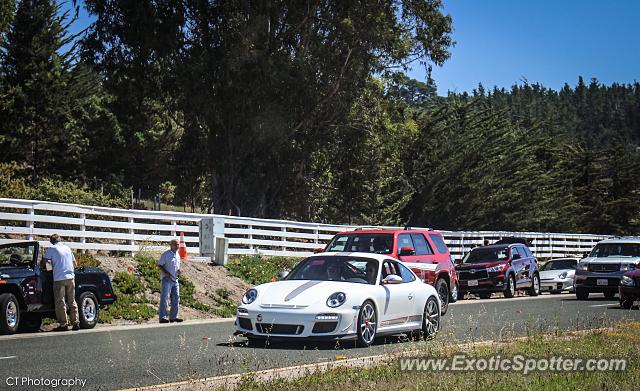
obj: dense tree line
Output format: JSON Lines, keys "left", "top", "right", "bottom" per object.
{"left": 1, "top": 1, "right": 639, "bottom": 235}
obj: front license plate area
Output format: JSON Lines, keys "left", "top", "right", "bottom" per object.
{"left": 468, "top": 280, "right": 479, "bottom": 287}
{"left": 597, "top": 279, "right": 608, "bottom": 286}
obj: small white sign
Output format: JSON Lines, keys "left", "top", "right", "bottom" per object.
{"left": 597, "top": 279, "right": 608, "bottom": 286}
{"left": 468, "top": 280, "right": 479, "bottom": 287}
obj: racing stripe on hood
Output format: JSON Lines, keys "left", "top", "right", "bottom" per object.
{"left": 284, "top": 280, "right": 323, "bottom": 302}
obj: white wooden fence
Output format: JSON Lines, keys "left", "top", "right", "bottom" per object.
{"left": 0, "top": 198, "right": 608, "bottom": 260}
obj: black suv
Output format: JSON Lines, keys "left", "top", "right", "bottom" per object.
{"left": 455, "top": 241, "right": 540, "bottom": 299}
{"left": 0, "top": 241, "right": 116, "bottom": 334}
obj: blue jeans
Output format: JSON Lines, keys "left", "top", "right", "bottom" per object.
{"left": 159, "top": 276, "right": 180, "bottom": 320}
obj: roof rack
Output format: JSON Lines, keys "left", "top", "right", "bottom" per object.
{"left": 353, "top": 227, "right": 384, "bottom": 231}
{"left": 404, "top": 226, "right": 432, "bottom": 231}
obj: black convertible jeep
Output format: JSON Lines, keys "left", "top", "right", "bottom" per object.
{"left": 0, "top": 240, "right": 116, "bottom": 334}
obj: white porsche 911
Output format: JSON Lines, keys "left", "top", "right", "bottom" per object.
{"left": 234, "top": 252, "right": 441, "bottom": 347}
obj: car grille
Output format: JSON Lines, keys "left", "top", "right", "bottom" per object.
{"left": 238, "top": 317, "right": 252, "bottom": 330}
{"left": 458, "top": 269, "right": 489, "bottom": 280}
{"left": 312, "top": 322, "right": 338, "bottom": 334}
{"left": 588, "top": 263, "right": 620, "bottom": 273}
{"left": 255, "top": 323, "right": 304, "bottom": 335}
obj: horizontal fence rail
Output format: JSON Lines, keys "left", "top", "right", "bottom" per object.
{"left": 0, "top": 198, "right": 608, "bottom": 260}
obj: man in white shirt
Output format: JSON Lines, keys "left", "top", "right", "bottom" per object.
{"left": 44, "top": 234, "right": 79, "bottom": 331}
{"left": 157, "top": 239, "right": 182, "bottom": 323}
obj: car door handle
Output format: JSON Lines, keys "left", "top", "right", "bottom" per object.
{"left": 408, "top": 293, "right": 414, "bottom": 300}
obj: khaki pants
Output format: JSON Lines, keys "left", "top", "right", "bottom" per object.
{"left": 53, "top": 279, "right": 79, "bottom": 326}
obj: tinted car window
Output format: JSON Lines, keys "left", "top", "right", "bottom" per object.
{"left": 410, "top": 233, "right": 433, "bottom": 255}
{"left": 510, "top": 246, "right": 521, "bottom": 258}
{"left": 396, "top": 262, "right": 416, "bottom": 282}
{"left": 541, "top": 259, "right": 578, "bottom": 271}
{"left": 589, "top": 243, "right": 640, "bottom": 257}
{"left": 397, "top": 234, "right": 414, "bottom": 253}
{"left": 462, "top": 247, "right": 509, "bottom": 263}
{"left": 326, "top": 235, "right": 348, "bottom": 252}
{"left": 429, "top": 233, "right": 449, "bottom": 254}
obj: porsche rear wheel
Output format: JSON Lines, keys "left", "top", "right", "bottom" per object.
{"left": 356, "top": 300, "right": 377, "bottom": 347}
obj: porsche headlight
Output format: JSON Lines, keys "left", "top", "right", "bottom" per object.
{"left": 327, "top": 292, "right": 346, "bottom": 308}
{"left": 242, "top": 289, "right": 258, "bottom": 304}
{"left": 558, "top": 272, "right": 568, "bottom": 279}
{"left": 621, "top": 276, "right": 635, "bottom": 286}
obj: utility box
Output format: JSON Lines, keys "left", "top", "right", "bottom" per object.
{"left": 199, "top": 217, "right": 225, "bottom": 264}
{"left": 215, "top": 236, "right": 229, "bottom": 266}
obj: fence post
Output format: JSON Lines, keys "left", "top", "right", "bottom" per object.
{"left": 281, "top": 226, "right": 287, "bottom": 254}
{"left": 248, "top": 224, "right": 254, "bottom": 251}
{"left": 80, "top": 213, "right": 86, "bottom": 253}
{"left": 171, "top": 220, "right": 177, "bottom": 237}
{"left": 129, "top": 216, "right": 136, "bottom": 255}
{"left": 314, "top": 225, "right": 319, "bottom": 245}
{"left": 27, "top": 206, "right": 34, "bottom": 241}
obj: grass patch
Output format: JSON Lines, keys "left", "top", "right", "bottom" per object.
{"left": 237, "top": 322, "right": 640, "bottom": 390}
{"left": 226, "top": 255, "right": 301, "bottom": 285}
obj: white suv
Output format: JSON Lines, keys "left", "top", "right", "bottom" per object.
{"left": 574, "top": 237, "right": 640, "bottom": 300}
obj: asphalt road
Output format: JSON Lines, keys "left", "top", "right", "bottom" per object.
{"left": 0, "top": 293, "right": 638, "bottom": 390}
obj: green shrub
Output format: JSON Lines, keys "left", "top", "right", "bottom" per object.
{"left": 112, "top": 272, "right": 145, "bottom": 295}
{"left": 226, "top": 255, "right": 301, "bottom": 285}
{"left": 135, "top": 253, "right": 161, "bottom": 292}
{"left": 178, "top": 276, "right": 211, "bottom": 312}
{"left": 75, "top": 253, "right": 101, "bottom": 267}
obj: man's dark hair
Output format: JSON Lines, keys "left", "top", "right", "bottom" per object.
{"left": 49, "top": 234, "right": 60, "bottom": 244}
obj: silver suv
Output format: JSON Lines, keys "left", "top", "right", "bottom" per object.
{"left": 574, "top": 237, "right": 640, "bottom": 300}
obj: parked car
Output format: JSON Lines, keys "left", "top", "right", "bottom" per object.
{"left": 0, "top": 241, "right": 116, "bottom": 335}
{"left": 234, "top": 252, "right": 440, "bottom": 347}
{"left": 539, "top": 258, "right": 579, "bottom": 294}
{"left": 619, "top": 269, "right": 640, "bottom": 309}
{"left": 575, "top": 237, "right": 640, "bottom": 300}
{"left": 455, "top": 241, "right": 540, "bottom": 299}
{"left": 322, "top": 228, "right": 457, "bottom": 315}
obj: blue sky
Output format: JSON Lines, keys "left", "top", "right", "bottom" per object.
{"left": 66, "top": 0, "right": 639, "bottom": 96}
{"left": 407, "top": 0, "right": 640, "bottom": 95}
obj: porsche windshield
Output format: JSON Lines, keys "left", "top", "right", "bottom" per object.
{"left": 589, "top": 243, "right": 640, "bottom": 258}
{"left": 325, "top": 233, "right": 393, "bottom": 254}
{"left": 286, "top": 256, "right": 378, "bottom": 284}
{"left": 462, "top": 246, "right": 509, "bottom": 264}
{"left": 541, "top": 259, "right": 577, "bottom": 271}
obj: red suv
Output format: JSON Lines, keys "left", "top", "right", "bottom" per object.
{"left": 322, "top": 228, "right": 458, "bottom": 315}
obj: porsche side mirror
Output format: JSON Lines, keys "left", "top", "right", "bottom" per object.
{"left": 382, "top": 274, "right": 403, "bottom": 285}
{"left": 399, "top": 246, "right": 415, "bottom": 256}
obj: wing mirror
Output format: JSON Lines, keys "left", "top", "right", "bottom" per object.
{"left": 382, "top": 274, "right": 403, "bottom": 285}
{"left": 276, "top": 270, "right": 290, "bottom": 280}
{"left": 582, "top": 252, "right": 589, "bottom": 259}
{"left": 399, "top": 246, "right": 415, "bottom": 256}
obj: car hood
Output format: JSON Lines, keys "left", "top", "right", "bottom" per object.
{"left": 257, "top": 280, "right": 360, "bottom": 307}
{"left": 582, "top": 256, "right": 640, "bottom": 264}
{"left": 539, "top": 269, "right": 574, "bottom": 279}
